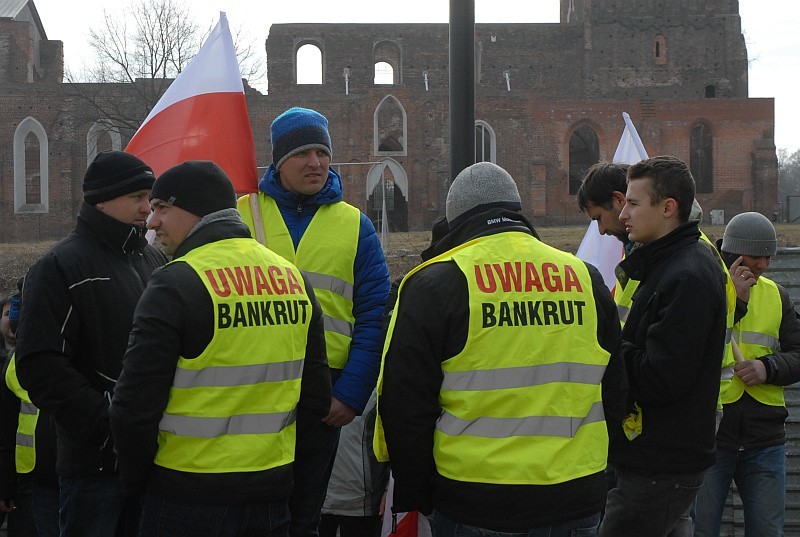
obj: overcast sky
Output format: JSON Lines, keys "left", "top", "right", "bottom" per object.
{"left": 32, "top": 0, "right": 800, "bottom": 154}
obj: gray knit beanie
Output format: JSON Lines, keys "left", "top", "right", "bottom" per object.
{"left": 445, "top": 162, "right": 522, "bottom": 227}
{"left": 721, "top": 212, "right": 777, "bottom": 257}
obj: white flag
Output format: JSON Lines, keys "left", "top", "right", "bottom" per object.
{"left": 576, "top": 112, "right": 649, "bottom": 292}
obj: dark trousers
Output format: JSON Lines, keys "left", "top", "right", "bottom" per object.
{"left": 31, "top": 481, "right": 59, "bottom": 537}
{"left": 139, "top": 495, "right": 290, "bottom": 537}
{"left": 59, "top": 474, "right": 138, "bottom": 537}
{"left": 319, "top": 514, "right": 382, "bottom": 537}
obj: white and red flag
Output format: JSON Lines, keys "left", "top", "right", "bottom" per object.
{"left": 125, "top": 12, "right": 258, "bottom": 193}
{"left": 575, "top": 112, "right": 649, "bottom": 292}
{"left": 381, "top": 474, "right": 432, "bottom": 537}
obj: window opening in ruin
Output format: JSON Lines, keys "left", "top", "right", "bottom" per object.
{"left": 373, "top": 41, "right": 401, "bottom": 85}
{"left": 705, "top": 85, "right": 716, "bottom": 98}
{"left": 374, "top": 95, "right": 407, "bottom": 156}
{"left": 691, "top": 122, "right": 713, "bottom": 193}
{"left": 86, "top": 119, "right": 122, "bottom": 166}
{"left": 569, "top": 124, "right": 599, "bottom": 195}
{"left": 296, "top": 43, "right": 323, "bottom": 84}
{"left": 654, "top": 35, "right": 667, "bottom": 65}
{"left": 374, "top": 62, "right": 394, "bottom": 85}
{"left": 366, "top": 159, "right": 409, "bottom": 231}
{"left": 475, "top": 120, "right": 497, "bottom": 163}
{"left": 25, "top": 133, "right": 41, "bottom": 205}
{"left": 13, "top": 116, "right": 49, "bottom": 214}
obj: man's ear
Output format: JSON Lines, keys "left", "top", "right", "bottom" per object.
{"left": 663, "top": 198, "right": 678, "bottom": 219}
{"left": 611, "top": 191, "right": 626, "bottom": 209}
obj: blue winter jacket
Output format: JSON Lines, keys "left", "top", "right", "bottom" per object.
{"left": 258, "top": 164, "right": 390, "bottom": 413}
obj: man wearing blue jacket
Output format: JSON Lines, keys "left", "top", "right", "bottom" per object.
{"left": 238, "top": 106, "right": 390, "bottom": 537}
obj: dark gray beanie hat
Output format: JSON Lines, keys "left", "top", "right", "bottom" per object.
{"left": 446, "top": 162, "right": 522, "bottom": 227}
{"left": 721, "top": 212, "right": 777, "bottom": 257}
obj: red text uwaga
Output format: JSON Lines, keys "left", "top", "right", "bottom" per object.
{"left": 204, "top": 265, "right": 311, "bottom": 329}
{"left": 475, "top": 261, "right": 588, "bottom": 328}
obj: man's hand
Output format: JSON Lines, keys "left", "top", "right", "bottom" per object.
{"left": 730, "top": 256, "right": 757, "bottom": 302}
{"left": 322, "top": 397, "right": 357, "bottom": 427}
{"left": 0, "top": 500, "right": 16, "bottom": 513}
{"left": 734, "top": 360, "right": 767, "bottom": 386}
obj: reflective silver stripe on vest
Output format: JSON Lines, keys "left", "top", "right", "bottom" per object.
{"left": 441, "top": 363, "right": 606, "bottom": 392}
{"left": 436, "top": 401, "right": 605, "bottom": 439}
{"left": 617, "top": 304, "right": 630, "bottom": 323}
{"left": 739, "top": 331, "right": 780, "bottom": 351}
{"left": 725, "top": 327, "right": 733, "bottom": 345}
{"left": 172, "top": 361, "right": 304, "bottom": 389}
{"left": 19, "top": 402, "right": 37, "bottom": 416}
{"left": 159, "top": 409, "right": 297, "bottom": 439}
{"left": 720, "top": 365, "right": 735, "bottom": 382}
{"left": 323, "top": 315, "right": 354, "bottom": 338}
{"left": 304, "top": 272, "right": 354, "bottom": 301}
{"left": 15, "top": 433, "right": 33, "bottom": 448}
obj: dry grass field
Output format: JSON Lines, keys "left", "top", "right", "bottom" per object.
{"left": 2, "top": 223, "right": 800, "bottom": 297}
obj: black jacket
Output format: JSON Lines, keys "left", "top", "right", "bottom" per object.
{"left": 379, "top": 209, "right": 626, "bottom": 531}
{"left": 15, "top": 203, "right": 166, "bottom": 477}
{"left": 611, "top": 221, "right": 727, "bottom": 474}
{"left": 715, "top": 282, "right": 800, "bottom": 451}
{"left": 109, "top": 215, "right": 331, "bottom": 504}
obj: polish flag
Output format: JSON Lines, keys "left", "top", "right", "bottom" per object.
{"left": 381, "top": 474, "right": 431, "bottom": 537}
{"left": 576, "top": 112, "right": 648, "bottom": 292}
{"left": 125, "top": 12, "right": 258, "bottom": 193}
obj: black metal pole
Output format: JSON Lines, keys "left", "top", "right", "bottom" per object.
{"left": 449, "top": 0, "right": 475, "bottom": 181}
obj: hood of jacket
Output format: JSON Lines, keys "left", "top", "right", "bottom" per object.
{"left": 76, "top": 201, "right": 149, "bottom": 257}
{"left": 172, "top": 209, "right": 253, "bottom": 259}
{"left": 258, "top": 163, "right": 343, "bottom": 210}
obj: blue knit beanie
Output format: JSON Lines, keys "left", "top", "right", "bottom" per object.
{"left": 271, "top": 107, "right": 332, "bottom": 169}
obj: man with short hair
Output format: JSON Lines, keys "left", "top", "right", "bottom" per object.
{"left": 15, "top": 150, "right": 166, "bottom": 536}
{"left": 109, "top": 161, "right": 331, "bottom": 537}
{"left": 378, "top": 162, "right": 627, "bottom": 536}
{"left": 694, "top": 212, "right": 800, "bottom": 537}
{"left": 598, "top": 156, "right": 727, "bottom": 537}
{"left": 577, "top": 162, "right": 631, "bottom": 247}
{"left": 238, "top": 107, "right": 390, "bottom": 537}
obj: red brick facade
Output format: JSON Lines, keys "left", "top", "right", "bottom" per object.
{"left": 0, "top": 0, "right": 777, "bottom": 240}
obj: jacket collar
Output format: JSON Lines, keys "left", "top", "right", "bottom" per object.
{"left": 426, "top": 208, "right": 540, "bottom": 259}
{"left": 618, "top": 220, "right": 701, "bottom": 282}
{"left": 257, "top": 163, "right": 343, "bottom": 210}
{"left": 76, "top": 202, "right": 148, "bottom": 256}
{"left": 172, "top": 211, "right": 253, "bottom": 259}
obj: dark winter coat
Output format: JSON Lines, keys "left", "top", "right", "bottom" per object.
{"left": 611, "top": 221, "right": 727, "bottom": 474}
{"left": 15, "top": 202, "right": 166, "bottom": 477}
{"left": 378, "top": 208, "right": 627, "bottom": 531}
{"left": 109, "top": 214, "right": 331, "bottom": 504}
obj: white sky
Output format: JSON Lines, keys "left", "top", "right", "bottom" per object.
{"left": 31, "top": 0, "right": 800, "bottom": 153}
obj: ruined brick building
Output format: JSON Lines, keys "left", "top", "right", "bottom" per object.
{"left": 0, "top": 0, "right": 777, "bottom": 240}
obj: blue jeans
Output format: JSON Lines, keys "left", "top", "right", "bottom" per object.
{"left": 139, "top": 495, "right": 290, "bottom": 537}
{"left": 31, "top": 482, "right": 59, "bottom": 537}
{"left": 694, "top": 444, "right": 785, "bottom": 537}
{"left": 598, "top": 466, "right": 703, "bottom": 537}
{"left": 59, "top": 474, "right": 135, "bottom": 537}
{"left": 429, "top": 511, "right": 600, "bottom": 537}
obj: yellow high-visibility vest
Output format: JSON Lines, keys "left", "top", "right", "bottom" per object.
{"left": 154, "top": 238, "right": 310, "bottom": 473}
{"left": 4, "top": 354, "right": 37, "bottom": 474}
{"left": 239, "top": 193, "right": 359, "bottom": 369}
{"left": 722, "top": 276, "right": 784, "bottom": 407}
{"left": 376, "top": 232, "right": 609, "bottom": 485}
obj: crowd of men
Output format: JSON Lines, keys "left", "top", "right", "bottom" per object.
{"left": 0, "top": 106, "right": 796, "bottom": 537}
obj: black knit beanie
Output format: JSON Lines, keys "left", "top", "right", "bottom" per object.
{"left": 151, "top": 161, "right": 236, "bottom": 217}
{"left": 83, "top": 151, "right": 155, "bottom": 205}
